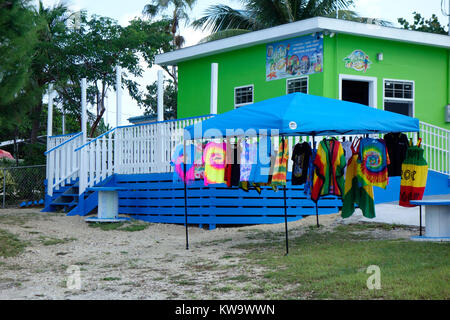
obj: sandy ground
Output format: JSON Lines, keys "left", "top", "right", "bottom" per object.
{"left": 0, "top": 208, "right": 419, "bottom": 300}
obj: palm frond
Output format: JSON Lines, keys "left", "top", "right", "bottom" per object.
{"left": 191, "top": 4, "right": 259, "bottom": 33}
{"left": 197, "top": 29, "right": 252, "bottom": 43}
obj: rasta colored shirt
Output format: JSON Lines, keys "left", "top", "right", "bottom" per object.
{"left": 311, "top": 138, "right": 346, "bottom": 203}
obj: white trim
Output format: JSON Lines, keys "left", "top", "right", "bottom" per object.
{"left": 286, "top": 76, "right": 309, "bottom": 94}
{"left": 234, "top": 84, "right": 254, "bottom": 108}
{"left": 382, "top": 78, "right": 415, "bottom": 117}
{"left": 155, "top": 17, "right": 450, "bottom": 65}
{"left": 339, "top": 74, "right": 378, "bottom": 108}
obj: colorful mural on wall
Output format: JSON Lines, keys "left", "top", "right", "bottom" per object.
{"left": 266, "top": 34, "right": 323, "bottom": 81}
{"left": 344, "top": 50, "right": 372, "bottom": 72}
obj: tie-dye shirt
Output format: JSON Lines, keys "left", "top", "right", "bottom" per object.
{"left": 203, "top": 141, "right": 227, "bottom": 185}
{"left": 357, "top": 138, "right": 390, "bottom": 189}
{"left": 170, "top": 144, "right": 195, "bottom": 184}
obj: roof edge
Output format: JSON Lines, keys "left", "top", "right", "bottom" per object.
{"left": 156, "top": 17, "right": 450, "bottom": 66}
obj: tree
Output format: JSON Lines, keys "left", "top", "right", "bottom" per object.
{"left": 192, "top": 0, "right": 353, "bottom": 39}
{"left": 398, "top": 12, "right": 447, "bottom": 35}
{"left": 52, "top": 14, "right": 172, "bottom": 136}
{"left": 143, "top": 0, "right": 197, "bottom": 88}
{"left": 141, "top": 79, "right": 177, "bottom": 120}
{"left": 0, "top": 0, "right": 37, "bottom": 126}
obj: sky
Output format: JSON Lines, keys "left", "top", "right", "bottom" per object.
{"left": 37, "top": 0, "right": 450, "bottom": 127}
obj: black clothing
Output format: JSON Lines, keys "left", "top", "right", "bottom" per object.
{"left": 383, "top": 132, "right": 409, "bottom": 177}
{"left": 291, "top": 142, "right": 312, "bottom": 185}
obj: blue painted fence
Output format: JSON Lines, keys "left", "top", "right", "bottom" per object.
{"left": 115, "top": 172, "right": 342, "bottom": 229}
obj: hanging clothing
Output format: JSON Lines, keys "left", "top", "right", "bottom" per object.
{"left": 357, "top": 138, "right": 390, "bottom": 189}
{"left": 170, "top": 144, "right": 195, "bottom": 184}
{"left": 399, "top": 140, "right": 428, "bottom": 207}
{"left": 342, "top": 139, "right": 375, "bottom": 219}
{"left": 203, "top": 141, "right": 226, "bottom": 185}
{"left": 239, "top": 181, "right": 262, "bottom": 194}
{"left": 384, "top": 132, "right": 409, "bottom": 177}
{"left": 249, "top": 136, "right": 272, "bottom": 183}
{"left": 311, "top": 138, "right": 346, "bottom": 203}
{"left": 304, "top": 149, "right": 316, "bottom": 197}
{"left": 224, "top": 139, "right": 241, "bottom": 187}
{"left": 240, "top": 139, "right": 256, "bottom": 182}
{"left": 291, "top": 142, "right": 312, "bottom": 185}
{"left": 193, "top": 141, "right": 205, "bottom": 180}
{"left": 341, "top": 140, "right": 353, "bottom": 177}
{"left": 271, "top": 139, "right": 289, "bottom": 186}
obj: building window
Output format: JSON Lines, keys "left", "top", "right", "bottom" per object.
{"left": 287, "top": 77, "right": 308, "bottom": 94}
{"left": 234, "top": 85, "right": 254, "bottom": 107}
{"left": 384, "top": 80, "right": 414, "bottom": 117}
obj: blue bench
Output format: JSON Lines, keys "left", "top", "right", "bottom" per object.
{"left": 84, "top": 187, "right": 132, "bottom": 223}
{"left": 410, "top": 199, "right": 450, "bottom": 242}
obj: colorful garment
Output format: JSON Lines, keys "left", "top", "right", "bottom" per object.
{"left": 203, "top": 141, "right": 226, "bottom": 185}
{"left": 193, "top": 141, "right": 205, "bottom": 180}
{"left": 399, "top": 141, "right": 428, "bottom": 207}
{"left": 240, "top": 139, "right": 256, "bottom": 181}
{"left": 311, "top": 138, "right": 346, "bottom": 203}
{"left": 170, "top": 144, "right": 195, "bottom": 184}
{"left": 304, "top": 149, "right": 316, "bottom": 197}
{"left": 271, "top": 139, "right": 289, "bottom": 186}
{"left": 357, "top": 138, "right": 390, "bottom": 189}
{"left": 342, "top": 140, "right": 375, "bottom": 219}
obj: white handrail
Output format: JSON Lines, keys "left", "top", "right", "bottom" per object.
{"left": 46, "top": 117, "right": 449, "bottom": 199}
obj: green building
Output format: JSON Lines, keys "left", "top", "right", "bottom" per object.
{"left": 156, "top": 17, "right": 450, "bottom": 130}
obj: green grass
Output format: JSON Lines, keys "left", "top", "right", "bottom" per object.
{"left": 101, "top": 277, "right": 121, "bottom": 281}
{"left": 39, "top": 236, "right": 76, "bottom": 246}
{"left": 238, "top": 222, "right": 450, "bottom": 300}
{"left": 88, "top": 221, "right": 149, "bottom": 232}
{"left": 0, "top": 229, "right": 27, "bottom": 258}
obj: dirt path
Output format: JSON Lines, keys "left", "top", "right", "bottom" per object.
{"left": 0, "top": 208, "right": 416, "bottom": 300}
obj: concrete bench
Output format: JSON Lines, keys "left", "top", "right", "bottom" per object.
{"left": 410, "top": 199, "right": 450, "bottom": 242}
{"left": 84, "top": 187, "right": 132, "bottom": 223}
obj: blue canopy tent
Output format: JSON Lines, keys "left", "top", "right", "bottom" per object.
{"left": 182, "top": 93, "right": 420, "bottom": 253}
{"left": 184, "top": 92, "right": 419, "bottom": 139}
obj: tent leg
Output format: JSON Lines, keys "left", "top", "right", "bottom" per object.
{"left": 283, "top": 185, "right": 289, "bottom": 255}
{"left": 419, "top": 205, "right": 422, "bottom": 237}
{"left": 315, "top": 202, "right": 320, "bottom": 228}
{"left": 183, "top": 140, "right": 189, "bottom": 250}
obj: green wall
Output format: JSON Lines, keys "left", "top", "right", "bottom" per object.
{"left": 176, "top": 33, "right": 450, "bottom": 130}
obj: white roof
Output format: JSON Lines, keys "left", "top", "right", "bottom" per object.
{"left": 155, "top": 17, "right": 450, "bottom": 65}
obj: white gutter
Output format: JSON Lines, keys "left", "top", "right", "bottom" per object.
{"left": 156, "top": 17, "right": 450, "bottom": 66}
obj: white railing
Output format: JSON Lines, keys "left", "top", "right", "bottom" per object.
{"left": 46, "top": 117, "right": 449, "bottom": 197}
{"left": 418, "top": 121, "right": 450, "bottom": 175}
{"left": 45, "top": 132, "right": 83, "bottom": 196}
{"left": 47, "top": 132, "right": 81, "bottom": 151}
{"left": 75, "top": 115, "right": 213, "bottom": 195}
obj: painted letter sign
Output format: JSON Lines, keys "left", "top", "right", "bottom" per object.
{"left": 344, "top": 50, "right": 371, "bottom": 72}
{"left": 266, "top": 34, "right": 323, "bottom": 81}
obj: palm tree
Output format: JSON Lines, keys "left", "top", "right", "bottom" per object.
{"left": 192, "top": 0, "right": 391, "bottom": 42}
{"left": 143, "top": 0, "right": 197, "bottom": 88}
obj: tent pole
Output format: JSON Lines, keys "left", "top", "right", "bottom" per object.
{"left": 282, "top": 135, "right": 289, "bottom": 256}
{"left": 183, "top": 139, "right": 189, "bottom": 250}
{"left": 419, "top": 205, "right": 422, "bottom": 237}
{"left": 312, "top": 135, "right": 319, "bottom": 228}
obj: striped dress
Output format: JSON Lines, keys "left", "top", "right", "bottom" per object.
{"left": 271, "top": 139, "right": 289, "bottom": 186}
